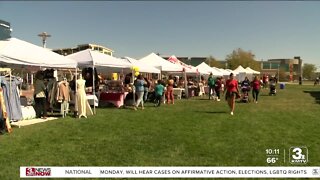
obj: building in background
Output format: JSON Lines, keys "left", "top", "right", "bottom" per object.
{"left": 162, "top": 54, "right": 303, "bottom": 82}
{"left": 53, "top": 43, "right": 114, "bottom": 56}
{"left": 260, "top": 57, "right": 303, "bottom": 81}
{"left": 0, "top": 19, "right": 12, "bottom": 40}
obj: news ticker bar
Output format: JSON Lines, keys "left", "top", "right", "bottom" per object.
{"left": 20, "top": 166, "right": 320, "bottom": 178}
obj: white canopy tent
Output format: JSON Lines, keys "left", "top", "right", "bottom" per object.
{"left": 0, "top": 38, "right": 78, "bottom": 124}
{"left": 67, "top": 49, "right": 132, "bottom": 70}
{"left": 167, "top": 55, "right": 199, "bottom": 74}
{"left": 225, "top": 69, "right": 239, "bottom": 78}
{"left": 138, "top": 53, "right": 183, "bottom": 72}
{"left": 245, "top": 67, "right": 260, "bottom": 75}
{"left": 234, "top": 65, "right": 253, "bottom": 81}
{"left": 0, "top": 38, "right": 77, "bottom": 68}
{"left": 233, "top": 65, "right": 248, "bottom": 74}
{"left": 217, "top": 68, "right": 231, "bottom": 76}
{"left": 67, "top": 49, "right": 133, "bottom": 114}
{"left": 196, "top": 62, "right": 219, "bottom": 76}
{"left": 225, "top": 69, "right": 236, "bottom": 74}
{"left": 122, "top": 56, "right": 160, "bottom": 73}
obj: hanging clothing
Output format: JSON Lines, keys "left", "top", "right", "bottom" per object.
{"left": 48, "top": 80, "right": 59, "bottom": 109}
{"left": 0, "top": 77, "right": 23, "bottom": 121}
{"left": 47, "top": 78, "right": 57, "bottom": 109}
{"left": 0, "top": 86, "right": 11, "bottom": 133}
{"left": 57, "top": 81, "right": 70, "bottom": 117}
{"left": 57, "top": 81, "right": 70, "bottom": 102}
{"left": 61, "top": 101, "right": 69, "bottom": 118}
{"left": 76, "top": 78, "right": 93, "bottom": 118}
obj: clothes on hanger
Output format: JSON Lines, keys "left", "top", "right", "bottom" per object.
{"left": 57, "top": 80, "right": 70, "bottom": 117}
{"left": 0, "top": 86, "right": 11, "bottom": 133}
{"left": 0, "top": 76, "right": 23, "bottom": 121}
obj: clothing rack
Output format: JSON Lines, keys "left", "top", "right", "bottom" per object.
{"left": 0, "top": 68, "right": 12, "bottom": 94}
{"left": 0, "top": 68, "right": 15, "bottom": 130}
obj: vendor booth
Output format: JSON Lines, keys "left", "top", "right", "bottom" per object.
{"left": 67, "top": 49, "right": 132, "bottom": 110}
{"left": 0, "top": 37, "right": 77, "bottom": 130}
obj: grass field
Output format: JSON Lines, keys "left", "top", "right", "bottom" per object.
{"left": 0, "top": 84, "right": 320, "bottom": 179}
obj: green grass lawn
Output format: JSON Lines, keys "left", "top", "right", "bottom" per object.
{"left": 0, "top": 84, "right": 320, "bottom": 179}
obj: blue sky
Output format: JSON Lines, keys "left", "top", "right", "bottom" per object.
{"left": 1, "top": 1, "right": 320, "bottom": 66}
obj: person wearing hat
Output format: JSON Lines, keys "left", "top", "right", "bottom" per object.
{"left": 207, "top": 73, "right": 215, "bottom": 100}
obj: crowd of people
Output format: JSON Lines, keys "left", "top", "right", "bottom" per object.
{"left": 31, "top": 70, "right": 279, "bottom": 117}
{"left": 122, "top": 74, "right": 178, "bottom": 110}
{"left": 120, "top": 71, "right": 279, "bottom": 116}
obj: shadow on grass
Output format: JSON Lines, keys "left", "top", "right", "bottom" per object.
{"left": 194, "top": 110, "right": 228, "bottom": 114}
{"left": 260, "top": 94, "right": 275, "bottom": 96}
{"left": 303, "top": 90, "right": 320, "bottom": 104}
{"left": 193, "top": 98, "right": 212, "bottom": 101}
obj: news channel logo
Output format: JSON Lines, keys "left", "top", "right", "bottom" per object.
{"left": 26, "top": 167, "right": 51, "bottom": 177}
{"left": 289, "top": 147, "right": 308, "bottom": 164}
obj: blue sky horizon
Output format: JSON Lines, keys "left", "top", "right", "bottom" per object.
{"left": 1, "top": 1, "right": 319, "bottom": 67}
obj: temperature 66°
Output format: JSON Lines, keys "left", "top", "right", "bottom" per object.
{"left": 267, "top": 157, "right": 278, "bottom": 163}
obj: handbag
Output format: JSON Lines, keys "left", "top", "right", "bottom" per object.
{"left": 36, "top": 91, "right": 46, "bottom": 98}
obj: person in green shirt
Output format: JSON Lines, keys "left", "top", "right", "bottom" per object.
{"left": 154, "top": 80, "right": 165, "bottom": 107}
{"left": 207, "top": 73, "right": 215, "bottom": 100}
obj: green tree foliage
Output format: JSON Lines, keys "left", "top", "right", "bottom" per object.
{"left": 225, "top": 48, "right": 261, "bottom": 70}
{"left": 205, "top": 56, "right": 224, "bottom": 68}
{"left": 278, "top": 69, "right": 287, "bottom": 82}
{"left": 303, "top": 63, "right": 317, "bottom": 80}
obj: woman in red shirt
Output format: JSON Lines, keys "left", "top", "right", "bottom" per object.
{"left": 251, "top": 75, "right": 261, "bottom": 103}
{"left": 225, "top": 73, "right": 239, "bottom": 115}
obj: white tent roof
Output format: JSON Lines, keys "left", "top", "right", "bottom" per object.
{"left": 225, "top": 69, "right": 239, "bottom": 75}
{"left": 245, "top": 67, "right": 260, "bottom": 74}
{"left": 196, "top": 62, "right": 219, "bottom": 75}
{"left": 122, "top": 56, "right": 160, "bottom": 73}
{"left": 167, "top": 55, "right": 199, "bottom": 73}
{"left": 233, "top": 65, "right": 249, "bottom": 73}
{"left": 217, "top": 68, "right": 231, "bottom": 76}
{"left": 67, "top": 49, "right": 132, "bottom": 68}
{"left": 138, "top": 53, "right": 183, "bottom": 72}
{"left": 0, "top": 38, "right": 77, "bottom": 68}
{"left": 212, "top": 67, "right": 229, "bottom": 76}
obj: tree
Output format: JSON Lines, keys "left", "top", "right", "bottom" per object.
{"left": 205, "top": 56, "right": 224, "bottom": 68}
{"left": 303, "top": 63, "right": 317, "bottom": 80}
{"left": 278, "top": 69, "right": 287, "bottom": 82}
{"left": 225, "top": 48, "right": 261, "bottom": 70}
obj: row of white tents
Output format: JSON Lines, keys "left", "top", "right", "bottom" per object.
{"left": 0, "top": 37, "right": 262, "bottom": 114}
{"left": 0, "top": 38, "right": 260, "bottom": 80}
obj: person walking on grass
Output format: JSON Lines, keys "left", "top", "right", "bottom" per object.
{"left": 251, "top": 75, "right": 261, "bottom": 103}
{"left": 134, "top": 75, "right": 145, "bottom": 110}
{"left": 225, "top": 73, "right": 239, "bottom": 115}
{"left": 166, "top": 75, "right": 174, "bottom": 104}
{"left": 214, "top": 76, "right": 222, "bottom": 101}
{"left": 208, "top": 73, "right": 215, "bottom": 100}
{"left": 143, "top": 77, "right": 151, "bottom": 102}
{"left": 154, "top": 80, "right": 165, "bottom": 107}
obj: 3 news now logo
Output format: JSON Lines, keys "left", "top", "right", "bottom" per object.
{"left": 289, "top": 147, "right": 308, "bottom": 164}
{"left": 26, "top": 167, "right": 51, "bottom": 176}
